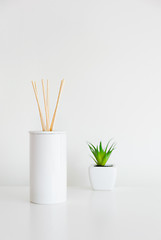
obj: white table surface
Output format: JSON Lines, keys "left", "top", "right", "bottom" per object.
{"left": 0, "top": 186, "right": 160, "bottom": 240}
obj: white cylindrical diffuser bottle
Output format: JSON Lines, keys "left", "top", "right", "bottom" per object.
{"left": 30, "top": 131, "right": 67, "bottom": 204}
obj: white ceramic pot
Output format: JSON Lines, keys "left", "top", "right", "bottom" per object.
{"left": 29, "top": 131, "right": 67, "bottom": 204}
{"left": 89, "top": 165, "right": 117, "bottom": 190}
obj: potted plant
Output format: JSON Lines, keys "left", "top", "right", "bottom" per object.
{"left": 88, "top": 141, "right": 116, "bottom": 190}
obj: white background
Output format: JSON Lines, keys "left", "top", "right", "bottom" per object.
{"left": 0, "top": 0, "right": 161, "bottom": 187}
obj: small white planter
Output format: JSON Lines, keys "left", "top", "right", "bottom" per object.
{"left": 29, "top": 131, "right": 67, "bottom": 204}
{"left": 89, "top": 165, "right": 117, "bottom": 190}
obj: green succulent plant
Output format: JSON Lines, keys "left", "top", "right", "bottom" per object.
{"left": 88, "top": 140, "right": 116, "bottom": 166}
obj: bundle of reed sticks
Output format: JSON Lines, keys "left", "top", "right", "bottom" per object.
{"left": 32, "top": 79, "right": 64, "bottom": 131}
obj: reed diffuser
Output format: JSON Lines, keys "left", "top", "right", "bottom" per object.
{"left": 30, "top": 79, "right": 66, "bottom": 205}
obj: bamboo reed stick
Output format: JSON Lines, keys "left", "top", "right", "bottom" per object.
{"left": 41, "top": 79, "right": 49, "bottom": 131}
{"left": 32, "top": 81, "right": 46, "bottom": 131}
{"left": 50, "top": 79, "right": 64, "bottom": 131}
{"left": 46, "top": 79, "right": 50, "bottom": 128}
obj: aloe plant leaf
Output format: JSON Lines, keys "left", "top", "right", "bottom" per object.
{"left": 109, "top": 142, "right": 116, "bottom": 152}
{"left": 87, "top": 143, "right": 95, "bottom": 151}
{"left": 102, "top": 151, "right": 112, "bottom": 165}
{"left": 97, "top": 151, "right": 104, "bottom": 165}
{"left": 105, "top": 139, "right": 112, "bottom": 152}
{"left": 99, "top": 141, "right": 103, "bottom": 153}
{"left": 90, "top": 156, "right": 98, "bottom": 164}
{"left": 88, "top": 144, "right": 97, "bottom": 159}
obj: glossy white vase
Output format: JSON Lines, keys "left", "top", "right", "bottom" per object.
{"left": 30, "top": 131, "right": 67, "bottom": 204}
{"left": 89, "top": 165, "right": 117, "bottom": 190}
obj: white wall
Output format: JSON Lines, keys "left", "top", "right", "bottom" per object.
{"left": 0, "top": 0, "right": 161, "bottom": 186}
